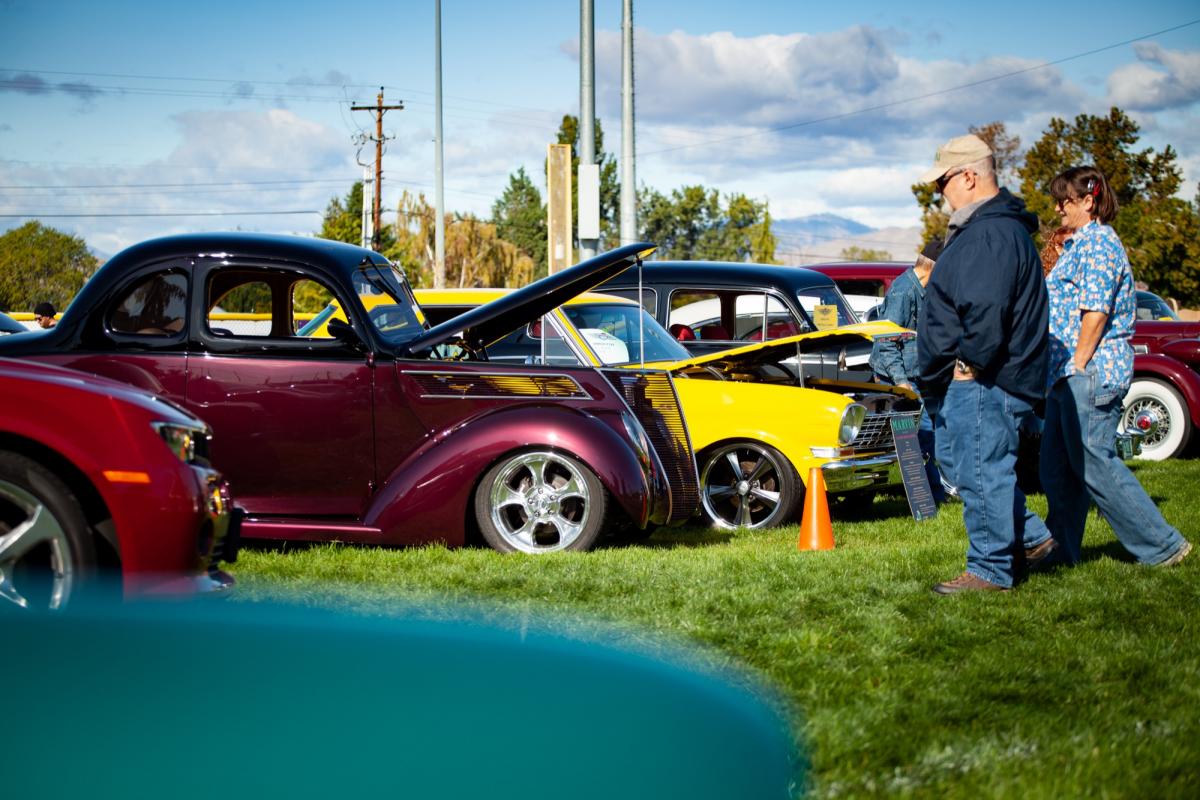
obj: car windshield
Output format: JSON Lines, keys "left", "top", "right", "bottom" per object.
{"left": 795, "top": 286, "right": 859, "bottom": 328}
{"left": 561, "top": 303, "right": 692, "bottom": 365}
{"left": 1137, "top": 291, "right": 1179, "bottom": 321}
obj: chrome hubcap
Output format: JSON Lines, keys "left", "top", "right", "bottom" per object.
{"left": 0, "top": 479, "right": 74, "bottom": 610}
{"left": 1124, "top": 398, "right": 1169, "bottom": 449}
{"left": 701, "top": 445, "right": 785, "bottom": 530}
{"left": 489, "top": 452, "right": 591, "bottom": 553}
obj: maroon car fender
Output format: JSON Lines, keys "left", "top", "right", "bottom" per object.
{"left": 365, "top": 404, "right": 658, "bottom": 547}
{"left": 1133, "top": 353, "right": 1200, "bottom": 427}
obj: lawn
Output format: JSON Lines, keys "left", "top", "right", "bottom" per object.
{"left": 233, "top": 459, "right": 1199, "bottom": 799}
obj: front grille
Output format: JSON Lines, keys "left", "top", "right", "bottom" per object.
{"left": 851, "top": 410, "right": 920, "bottom": 452}
{"left": 601, "top": 369, "right": 700, "bottom": 524}
{"left": 408, "top": 370, "right": 591, "bottom": 399}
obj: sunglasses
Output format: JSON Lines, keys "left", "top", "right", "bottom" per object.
{"left": 935, "top": 169, "right": 968, "bottom": 193}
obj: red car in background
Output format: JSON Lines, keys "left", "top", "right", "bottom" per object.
{"left": 809, "top": 263, "right": 1200, "bottom": 460}
{"left": 0, "top": 358, "right": 237, "bottom": 609}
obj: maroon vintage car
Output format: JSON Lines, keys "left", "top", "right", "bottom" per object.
{"left": 0, "top": 358, "right": 237, "bottom": 609}
{"left": 809, "top": 262, "right": 1200, "bottom": 459}
{"left": 0, "top": 235, "right": 698, "bottom": 554}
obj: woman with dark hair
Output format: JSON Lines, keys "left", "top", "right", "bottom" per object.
{"left": 1040, "top": 165, "right": 1191, "bottom": 567}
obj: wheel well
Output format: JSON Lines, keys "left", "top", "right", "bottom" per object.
{"left": 0, "top": 433, "right": 121, "bottom": 569}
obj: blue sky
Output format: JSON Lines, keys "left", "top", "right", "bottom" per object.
{"left": 2, "top": 0, "right": 1198, "bottom": 257}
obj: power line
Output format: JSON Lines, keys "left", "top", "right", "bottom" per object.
{"left": 0, "top": 210, "right": 321, "bottom": 218}
{"left": 640, "top": 17, "right": 1200, "bottom": 157}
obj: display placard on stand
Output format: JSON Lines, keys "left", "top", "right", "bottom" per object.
{"left": 890, "top": 416, "right": 937, "bottom": 521}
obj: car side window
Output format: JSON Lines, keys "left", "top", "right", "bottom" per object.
{"left": 668, "top": 289, "right": 804, "bottom": 341}
{"left": 110, "top": 271, "right": 188, "bottom": 336}
{"left": 837, "top": 279, "right": 888, "bottom": 298}
{"left": 206, "top": 269, "right": 342, "bottom": 340}
{"left": 602, "top": 287, "right": 657, "bottom": 316}
{"left": 669, "top": 291, "right": 730, "bottom": 340}
{"left": 208, "top": 279, "right": 271, "bottom": 336}
{"left": 292, "top": 279, "right": 334, "bottom": 335}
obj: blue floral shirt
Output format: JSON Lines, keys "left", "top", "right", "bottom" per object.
{"left": 1045, "top": 221, "right": 1135, "bottom": 400}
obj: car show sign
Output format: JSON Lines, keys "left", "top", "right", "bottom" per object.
{"left": 890, "top": 416, "right": 937, "bottom": 521}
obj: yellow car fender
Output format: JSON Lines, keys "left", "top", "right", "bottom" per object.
{"left": 673, "top": 379, "right": 852, "bottom": 487}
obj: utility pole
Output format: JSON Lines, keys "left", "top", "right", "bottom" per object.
{"left": 352, "top": 88, "right": 404, "bottom": 251}
{"left": 620, "top": 0, "right": 637, "bottom": 244}
{"left": 433, "top": 0, "right": 446, "bottom": 288}
{"left": 578, "top": 0, "right": 598, "bottom": 260}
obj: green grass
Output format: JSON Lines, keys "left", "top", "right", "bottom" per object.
{"left": 233, "top": 459, "right": 1200, "bottom": 799}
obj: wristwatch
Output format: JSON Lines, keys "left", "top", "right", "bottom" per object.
{"left": 954, "top": 358, "right": 977, "bottom": 377}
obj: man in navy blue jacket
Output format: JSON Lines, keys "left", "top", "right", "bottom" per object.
{"left": 916, "top": 134, "right": 1052, "bottom": 594}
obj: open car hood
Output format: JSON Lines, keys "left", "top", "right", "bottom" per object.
{"left": 403, "top": 243, "right": 655, "bottom": 356}
{"left": 658, "top": 321, "right": 912, "bottom": 372}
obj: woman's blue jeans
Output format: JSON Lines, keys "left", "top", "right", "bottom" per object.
{"left": 1040, "top": 373, "right": 1186, "bottom": 565}
{"left": 941, "top": 380, "right": 1050, "bottom": 587}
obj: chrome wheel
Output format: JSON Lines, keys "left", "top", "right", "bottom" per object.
{"left": 479, "top": 451, "right": 603, "bottom": 553}
{"left": 700, "top": 442, "right": 799, "bottom": 529}
{"left": 0, "top": 479, "right": 76, "bottom": 609}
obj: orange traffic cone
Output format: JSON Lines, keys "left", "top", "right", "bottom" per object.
{"left": 798, "top": 467, "right": 834, "bottom": 551}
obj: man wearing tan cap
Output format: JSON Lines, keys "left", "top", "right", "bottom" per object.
{"left": 915, "top": 134, "right": 1051, "bottom": 595}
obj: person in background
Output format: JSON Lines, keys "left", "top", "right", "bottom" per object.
{"left": 916, "top": 133, "right": 1054, "bottom": 595}
{"left": 869, "top": 237, "right": 953, "bottom": 502}
{"left": 1040, "top": 166, "right": 1191, "bottom": 567}
{"left": 33, "top": 302, "right": 57, "bottom": 329}
{"left": 1041, "top": 227, "right": 1072, "bottom": 278}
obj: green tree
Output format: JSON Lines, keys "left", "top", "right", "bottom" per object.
{"left": 912, "top": 121, "right": 1021, "bottom": 246}
{"left": 491, "top": 167, "right": 547, "bottom": 278}
{"left": 1019, "top": 107, "right": 1200, "bottom": 306}
{"left": 639, "top": 185, "right": 776, "bottom": 262}
{"left": 0, "top": 221, "right": 99, "bottom": 311}
{"left": 840, "top": 246, "right": 891, "bottom": 262}
{"left": 318, "top": 181, "right": 396, "bottom": 253}
{"left": 554, "top": 115, "right": 621, "bottom": 250}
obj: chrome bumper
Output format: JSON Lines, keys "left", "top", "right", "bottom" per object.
{"left": 819, "top": 454, "right": 900, "bottom": 493}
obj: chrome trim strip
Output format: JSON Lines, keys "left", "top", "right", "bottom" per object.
{"left": 404, "top": 369, "right": 594, "bottom": 401}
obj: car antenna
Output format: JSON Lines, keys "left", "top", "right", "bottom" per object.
{"left": 636, "top": 254, "right": 645, "bottom": 368}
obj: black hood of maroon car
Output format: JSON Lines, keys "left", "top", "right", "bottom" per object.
{"left": 403, "top": 243, "right": 655, "bottom": 356}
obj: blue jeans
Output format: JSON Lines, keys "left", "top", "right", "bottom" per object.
{"left": 942, "top": 380, "right": 1051, "bottom": 587}
{"left": 921, "top": 396, "right": 956, "bottom": 503}
{"left": 1041, "top": 373, "right": 1187, "bottom": 565}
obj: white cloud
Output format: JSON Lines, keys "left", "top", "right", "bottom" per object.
{"left": 1107, "top": 44, "right": 1200, "bottom": 111}
{"left": 592, "top": 26, "right": 1081, "bottom": 153}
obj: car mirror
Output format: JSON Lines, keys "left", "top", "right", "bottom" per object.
{"left": 327, "top": 317, "right": 366, "bottom": 351}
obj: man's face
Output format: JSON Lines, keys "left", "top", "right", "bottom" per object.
{"left": 35, "top": 315, "right": 53, "bottom": 329}
{"left": 935, "top": 168, "right": 973, "bottom": 211}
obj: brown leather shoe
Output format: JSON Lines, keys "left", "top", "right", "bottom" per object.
{"left": 1024, "top": 538, "right": 1059, "bottom": 572}
{"left": 932, "top": 572, "right": 1010, "bottom": 595}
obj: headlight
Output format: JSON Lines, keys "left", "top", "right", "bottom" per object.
{"left": 838, "top": 403, "right": 866, "bottom": 446}
{"left": 620, "top": 411, "right": 652, "bottom": 469}
{"left": 152, "top": 422, "right": 208, "bottom": 464}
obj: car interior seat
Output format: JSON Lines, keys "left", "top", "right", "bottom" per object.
{"left": 669, "top": 323, "right": 696, "bottom": 341}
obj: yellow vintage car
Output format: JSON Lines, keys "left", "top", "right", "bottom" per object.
{"left": 414, "top": 288, "right": 919, "bottom": 530}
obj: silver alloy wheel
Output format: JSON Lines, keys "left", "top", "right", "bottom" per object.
{"left": 700, "top": 443, "right": 789, "bottom": 529}
{"left": 487, "top": 451, "right": 592, "bottom": 553}
{"left": 0, "top": 479, "right": 74, "bottom": 609}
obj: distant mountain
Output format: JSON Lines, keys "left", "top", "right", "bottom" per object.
{"left": 772, "top": 214, "right": 921, "bottom": 266}
{"left": 773, "top": 214, "right": 872, "bottom": 239}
